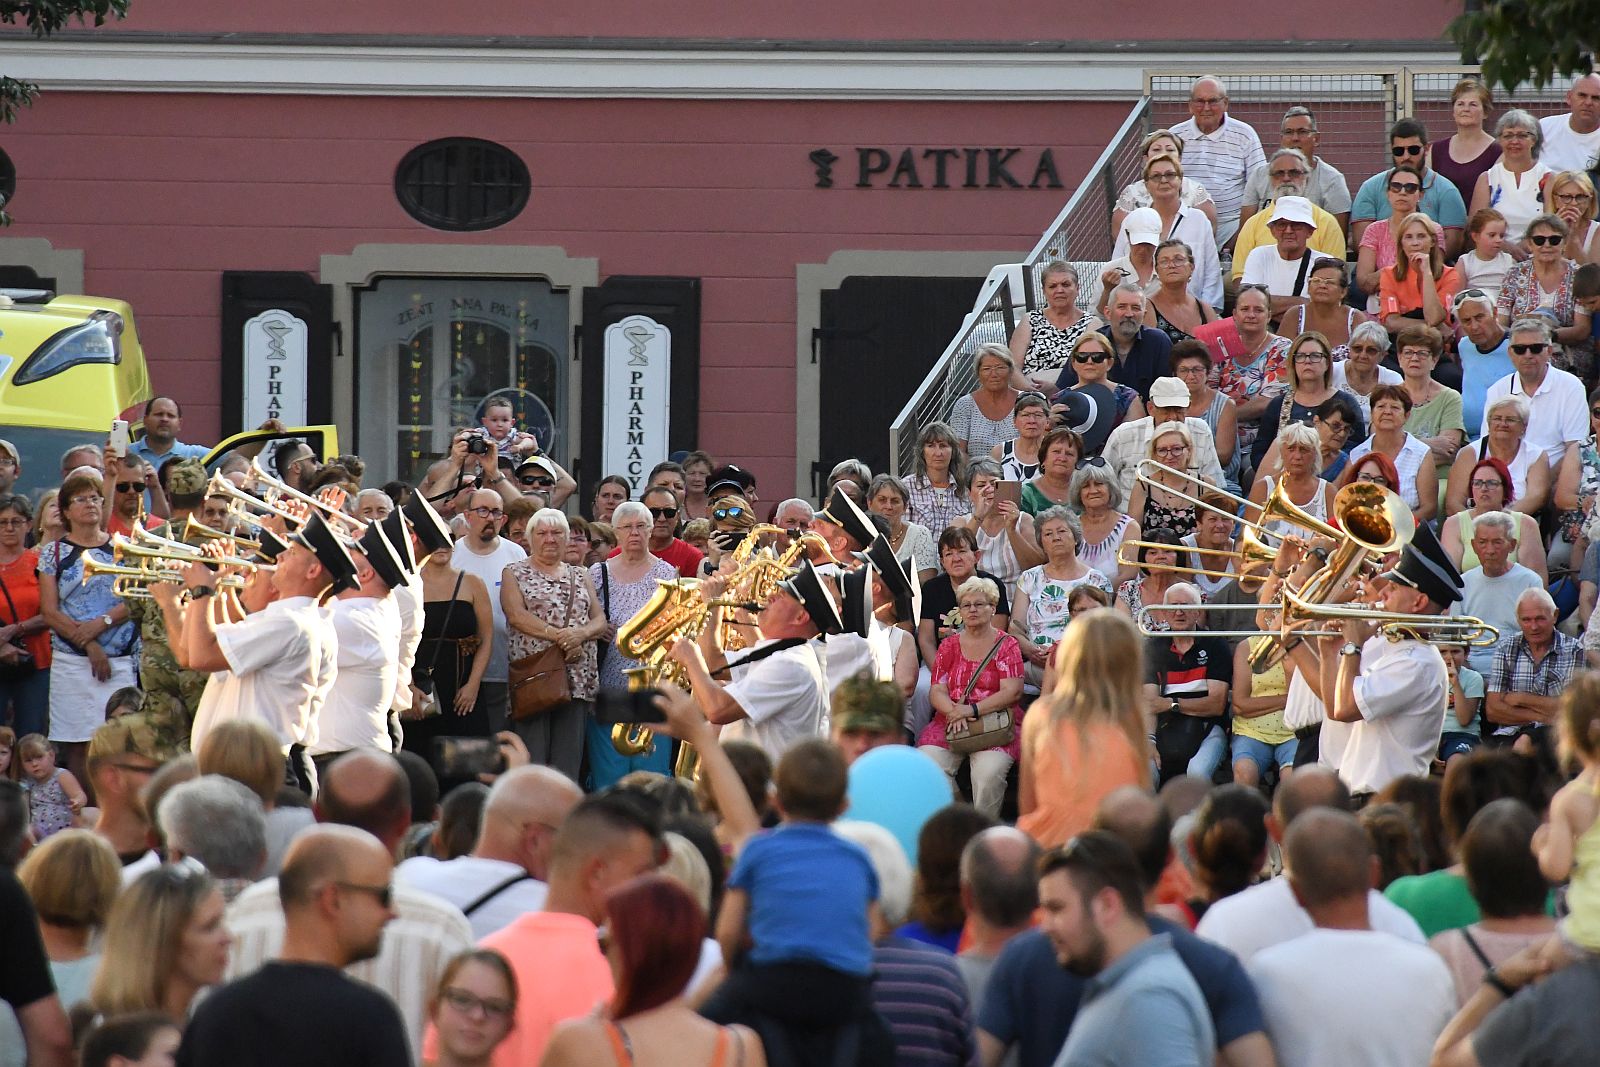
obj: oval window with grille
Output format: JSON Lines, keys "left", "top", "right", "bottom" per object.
{"left": 394, "top": 138, "right": 530, "bottom": 232}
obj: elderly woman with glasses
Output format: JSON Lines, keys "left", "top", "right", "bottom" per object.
{"left": 1393, "top": 325, "right": 1466, "bottom": 479}
{"left": 1251, "top": 331, "right": 1347, "bottom": 471}
{"left": 1546, "top": 170, "right": 1600, "bottom": 264}
{"left": 503, "top": 508, "right": 607, "bottom": 782}
{"left": 1008, "top": 261, "right": 1104, "bottom": 390}
{"left": 1114, "top": 128, "right": 1219, "bottom": 228}
{"left": 1330, "top": 322, "right": 1402, "bottom": 429}
{"left": 1170, "top": 341, "right": 1239, "bottom": 488}
{"left": 1110, "top": 155, "right": 1224, "bottom": 309}
{"left": 1443, "top": 456, "right": 1547, "bottom": 579}
{"left": 1496, "top": 213, "right": 1594, "bottom": 376}
{"left": 1072, "top": 461, "right": 1140, "bottom": 586}
{"left": 1469, "top": 109, "right": 1554, "bottom": 245}
{"left": 1115, "top": 527, "right": 1185, "bottom": 633}
{"left": 1446, "top": 392, "right": 1550, "bottom": 516}
{"left": 1348, "top": 384, "right": 1438, "bottom": 520}
{"left": 1251, "top": 422, "right": 1336, "bottom": 540}
{"left": 950, "top": 343, "right": 1021, "bottom": 458}
{"left": 1279, "top": 258, "right": 1369, "bottom": 360}
{"left": 1257, "top": 381, "right": 1364, "bottom": 487}
{"left": 992, "top": 391, "right": 1051, "bottom": 483}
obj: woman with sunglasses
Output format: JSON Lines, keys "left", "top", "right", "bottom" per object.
{"left": 954, "top": 460, "right": 1046, "bottom": 591}
{"left": 1329, "top": 322, "right": 1402, "bottom": 430}
{"left": 1442, "top": 456, "right": 1547, "bottom": 579}
{"left": 1250, "top": 331, "right": 1345, "bottom": 471}
{"left": 1380, "top": 213, "right": 1461, "bottom": 333}
{"left": 1496, "top": 214, "right": 1595, "bottom": 376}
{"left": 1110, "top": 155, "right": 1223, "bottom": 309}
{"left": 0, "top": 495, "right": 49, "bottom": 740}
{"left": 1071, "top": 462, "right": 1141, "bottom": 587}
{"left": 1469, "top": 109, "right": 1553, "bottom": 246}
{"left": 1112, "top": 128, "right": 1219, "bottom": 237}
{"left": 1195, "top": 285, "right": 1291, "bottom": 466}
{"left": 1445, "top": 393, "right": 1550, "bottom": 516}
{"left": 1356, "top": 167, "right": 1442, "bottom": 298}
{"left": 1021, "top": 427, "right": 1083, "bottom": 516}
{"left": 903, "top": 421, "right": 969, "bottom": 540}
{"left": 1114, "top": 527, "right": 1184, "bottom": 633}
{"left": 1054, "top": 332, "right": 1144, "bottom": 443}
{"left": 1145, "top": 239, "right": 1219, "bottom": 345}
{"left": 1428, "top": 79, "right": 1500, "bottom": 205}
{"left": 1129, "top": 423, "right": 1203, "bottom": 538}
{"left": 1347, "top": 384, "right": 1438, "bottom": 520}
{"left": 950, "top": 343, "right": 1021, "bottom": 458}
{"left": 1007, "top": 261, "right": 1104, "bottom": 390}
{"left": 1545, "top": 170, "right": 1600, "bottom": 264}
{"left": 1278, "top": 258, "right": 1369, "bottom": 361}
{"left": 425, "top": 949, "right": 519, "bottom": 1067}
{"left": 992, "top": 391, "right": 1051, "bottom": 483}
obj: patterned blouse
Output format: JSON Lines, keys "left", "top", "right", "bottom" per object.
{"left": 1118, "top": 575, "right": 1169, "bottom": 632}
{"left": 904, "top": 475, "right": 968, "bottom": 540}
{"left": 919, "top": 632, "right": 1026, "bottom": 758}
{"left": 1020, "top": 309, "right": 1098, "bottom": 379}
{"left": 1211, "top": 333, "right": 1292, "bottom": 454}
{"left": 948, "top": 393, "right": 1018, "bottom": 457}
{"left": 590, "top": 556, "right": 678, "bottom": 691}
{"left": 507, "top": 560, "right": 599, "bottom": 700}
{"left": 1495, "top": 259, "right": 1591, "bottom": 376}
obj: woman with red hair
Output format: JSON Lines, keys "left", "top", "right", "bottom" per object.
{"left": 1439, "top": 456, "right": 1547, "bottom": 579}
{"left": 539, "top": 875, "right": 767, "bottom": 1067}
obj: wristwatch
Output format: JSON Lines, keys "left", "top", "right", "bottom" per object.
{"left": 1338, "top": 641, "right": 1361, "bottom": 658}
{"left": 100, "top": 614, "right": 114, "bottom": 628}
{"left": 1169, "top": 699, "right": 1181, "bottom": 715}
{"left": 187, "top": 587, "right": 216, "bottom": 601}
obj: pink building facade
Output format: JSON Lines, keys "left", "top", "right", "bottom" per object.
{"left": 0, "top": 1, "right": 1458, "bottom": 497}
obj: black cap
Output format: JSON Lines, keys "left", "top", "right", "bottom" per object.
{"left": 1053, "top": 381, "right": 1119, "bottom": 456}
{"left": 1379, "top": 523, "right": 1463, "bottom": 608}
{"left": 379, "top": 508, "right": 417, "bottom": 575}
{"left": 814, "top": 484, "right": 876, "bottom": 551}
{"left": 356, "top": 522, "right": 408, "bottom": 591}
{"left": 707, "top": 464, "right": 756, "bottom": 498}
{"left": 839, "top": 566, "right": 876, "bottom": 639}
{"left": 777, "top": 558, "right": 843, "bottom": 636}
{"left": 402, "top": 493, "right": 453, "bottom": 555}
{"left": 254, "top": 528, "right": 289, "bottom": 565}
{"left": 291, "top": 512, "right": 360, "bottom": 595}
{"left": 853, "top": 534, "right": 918, "bottom": 622}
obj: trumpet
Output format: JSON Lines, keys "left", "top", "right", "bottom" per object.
{"left": 113, "top": 534, "right": 265, "bottom": 573}
{"left": 207, "top": 472, "right": 308, "bottom": 529}
{"left": 246, "top": 459, "right": 366, "bottom": 535}
{"left": 179, "top": 515, "right": 261, "bottom": 554}
{"left": 82, "top": 556, "right": 245, "bottom": 599}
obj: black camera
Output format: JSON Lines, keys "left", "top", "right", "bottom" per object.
{"left": 465, "top": 431, "right": 490, "bottom": 455}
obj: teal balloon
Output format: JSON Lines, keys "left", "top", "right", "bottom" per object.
{"left": 845, "top": 746, "right": 952, "bottom": 866}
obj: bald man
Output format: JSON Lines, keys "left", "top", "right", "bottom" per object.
{"left": 1245, "top": 810, "right": 1455, "bottom": 1067}
{"left": 1539, "top": 73, "right": 1600, "bottom": 172}
{"left": 179, "top": 826, "right": 411, "bottom": 1066}
{"left": 1195, "top": 768, "right": 1423, "bottom": 962}
{"left": 958, "top": 827, "right": 1040, "bottom": 1006}
{"left": 396, "top": 764, "right": 583, "bottom": 938}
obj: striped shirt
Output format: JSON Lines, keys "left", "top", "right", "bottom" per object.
{"left": 871, "top": 936, "right": 979, "bottom": 1067}
{"left": 1169, "top": 116, "right": 1267, "bottom": 240}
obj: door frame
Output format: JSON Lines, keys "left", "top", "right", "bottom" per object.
{"left": 320, "top": 244, "right": 599, "bottom": 475}
{"left": 795, "top": 249, "right": 1014, "bottom": 500}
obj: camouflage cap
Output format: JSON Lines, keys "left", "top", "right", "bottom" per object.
{"left": 830, "top": 670, "right": 904, "bottom": 735}
{"left": 87, "top": 712, "right": 176, "bottom": 767}
{"left": 168, "top": 458, "right": 209, "bottom": 498}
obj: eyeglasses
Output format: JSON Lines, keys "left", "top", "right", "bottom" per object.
{"left": 648, "top": 506, "right": 679, "bottom": 519}
{"left": 1509, "top": 343, "right": 1548, "bottom": 355}
{"left": 1073, "top": 352, "right": 1112, "bottom": 364}
{"left": 441, "top": 987, "right": 514, "bottom": 1021}
{"left": 1501, "top": 130, "right": 1535, "bottom": 140}
{"left": 334, "top": 881, "right": 394, "bottom": 909}
{"left": 1322, "top": 420, "right": 1351, "bottom": 438}
{"left": 0, "top": 518, "right": 27, "bottom": 528}
{"left": 114, "top": 481, "right": 143, "bottom": 494}
{"left": 69, "top": 495, "right": 103, "bottom": 507}
{"left": 1153, "top": 445, "right": 1189, "bottom": 457}
{"left": 1355, "top": 473, "right": 1390, "bottom": 485}
{"left": 1397, "top": 348, "right": 1434, "bottom": 361}
{"left": 1348, "top": 344, "right": 1383, "bottom": 354}
{"left": 1292, "top": 352, "right": 1328, "bottom": 363}
{"left": 1469, "top": 479, "right": 1506, "bottom": 490}
{"left": 1388, "top": 181, "right": 1421, "bottom": 194}
{"left": 1155, "top": 257, "right": 1190, "bottom": 269}
{"left": 468, "top": 506, "right": 504, "bottom": 519}
{"left": 1556, "top": 193, "right": 1593, "bottom": 205}
{"left": 1528, "top": 234, "right": 1563, "bottom": 246}
{"left": 1269, "top": 168, "right": 1307, "bottom": 179}
{"left": 713, "top": 506, "right": 746, "bottom": 521}
{"left": 1391, "top": 144, "right": 1425, "bottom": 156}
{"left": 1191, "top": 96, "right": 1225, "bottom": 106}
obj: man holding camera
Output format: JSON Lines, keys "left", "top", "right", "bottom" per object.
{"left": 417, "top": 429, "right": 523, "bottom": 516}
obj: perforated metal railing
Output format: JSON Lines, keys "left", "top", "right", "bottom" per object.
{"left": 887, "top": 97, "right": 1152, "bottom": 478}
{"left": 887, "top": 66, "right": 1576, "bottom": 479}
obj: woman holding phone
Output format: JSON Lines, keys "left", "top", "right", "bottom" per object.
{"left": 953, "top": 460, "right": 1045, "bottom": 590}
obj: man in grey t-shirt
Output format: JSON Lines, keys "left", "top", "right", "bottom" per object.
{"left": 451, "top": 488, "right": 527, "bottom": 732}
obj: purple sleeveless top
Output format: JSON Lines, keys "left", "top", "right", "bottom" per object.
{"left": 1430, "top": 137, "right": 1501, "bottom": 207}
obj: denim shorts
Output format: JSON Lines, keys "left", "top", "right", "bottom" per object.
{"left": 1231, "top": 734, "right": 1298, "bottom": 772}
{"left": 1438, "top": 732, "right": 1481, "bottom": 761}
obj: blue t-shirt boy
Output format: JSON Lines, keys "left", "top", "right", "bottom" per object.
{"left": 728, "top": 821, "right": 880, "bottom": 976}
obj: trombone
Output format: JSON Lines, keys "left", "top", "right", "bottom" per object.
{"left": 1115, "top": 530, "right": 1279, "bottom": 591}
{"left": 1135, "top": 597, "right": 1498, "bottom": 646}
{"left": 207, "top": 471, "right": 308, "bottom": 529}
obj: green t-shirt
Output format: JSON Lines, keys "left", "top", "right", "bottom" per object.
{"left": 1403, "top": 387, "right": 1465, "bottom": 470}
{"left": 1383, "top": 870, "right": 1478, "bottom": 938}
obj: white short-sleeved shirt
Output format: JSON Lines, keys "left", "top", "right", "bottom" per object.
{"left": 1169, "top": 115, "right": 1268, "bottom": 238}
{"left": 451, "top": 537, "right": 527, "bottom": 682}
{"left": 1538, "top": 113, "right": 1600, "bottom": 175}
{"left": 394, "top": 855, "right": 549, "bottom": 941}
{"left": 1340, "top": 634, "right": 1447, "bottom": 795}
{"left": 1479, "top": 367, "right": 1589, "bottom": 467}
{"left": 1247, "top": 928, "right": 1456, "bottom": 1067}
{"left": 1348, "top": 433, "right": 1432, "bottom": 510}
{"left": 1195, "top": 875, "right": 1424, "bottom": 963}
{"left": 311, "top": 594, "right": 402, "bottom": 756}
{"left": 1461, "top": 563, "right": 1545, "bottom": 674}
{"left": 390, "top": 574, "right": 425, "bottom": 711}
{"left": 1280, "top": 662, "right": 1325, "bottom": 731}
{"left": 722, "top": 637, "right": 829, "bottom": 759}
{"left": 190, "top": 595, "right": 338, "bottom": 753}
{"left": 1240, "top": 246, "right": 1316, "bottom": 300}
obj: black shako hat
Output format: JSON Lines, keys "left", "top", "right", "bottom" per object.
{"left": 357, "top": 522, "right": 408, "bottom": 591}
{"left": 379, "top": 508, "right": 417, "bottom": 575}
{"left": 402, "top": 493, "right": 453, "bottom": 555}
{"left": 291, "top": 512, "right": 360, "bottom": 594}
{"left": 839, "top": 566, "right": 876, "bottom": 639}
{"left": 814, "top": 484, "right": 877, "bottom": 551}
{"left": 254, "top": 528, "right": 290, "bottom": 565}
{"left": 1379, "top": 522, "right": 1464, "bottom": 608}
{"left": 853, "top": 534, "right": 918, "bottom": 623}
{"left": 778, "top": 558, "right": 844, "bottom": 636}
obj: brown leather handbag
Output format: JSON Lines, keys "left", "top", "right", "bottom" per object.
{"left": 508, "top": 564, "right": 578, "bottom": 721}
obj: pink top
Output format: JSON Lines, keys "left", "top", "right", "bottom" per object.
{"left": 1360, "top": 216, "right": 1447, "bottom": 274}
{"left": 920, "top": 632, "right": 1025, "bottom": 758}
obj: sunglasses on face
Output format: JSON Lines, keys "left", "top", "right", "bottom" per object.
{"left": 713, "top": 506, "right": 746, "bottom": 521}
{"left": 519, "top": 475, "right": 554, "bottom": 487}
{"left": 1073, "top": 352, "right": 1112, "bottom": 364}
{"left": 1510, "top": 343, "right": 1548, "bottom": 355}
{"left": 1079, "top": 456, "right": 1108, "bottom": 469}
{"left": 1528, "top": 234, "right": 1563, "bottom": 246}
{"left": 1391, "top": 145, "right": 1424, "bottom": 156}
{"left": 648, "top": 506, "right": 679, "bottom": 519}
{"left": 1388, "top": 181, "right": 1421, "bottom": 194}
{"left": 114, "top": 481, "right": 142, "bottom": 494}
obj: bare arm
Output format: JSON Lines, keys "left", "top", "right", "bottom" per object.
{"left": 1356, "top": 243, "right": 1380, "bottom": 294}
{"left": 1554, "top": 443, "right": 1581, "bottom": 510}
{"left": 916, "top": 618, "right": 940, "bottom": 669}
{"left": 1006, "top": 511, "right": 1047, "bottom": 570}
{"left": 1517, "top": 516, "right": 1549, "bottom": 583}
{"left": 715, "top": 887, "right": 751, "bottom": 965}
{"left": 15, "top": 995, "right": 74, "bottom": 1067}
{"left": 656, "top": 685, "right": 761, "bottom": 849}
{"left": 464, "top": 574, "right": 494, "bottom": 688}
{"left": 1512, "top": 454, "right": 1551, "bottom": 515}
{"left": 1215, "top": 398, "right": 1238, "bottom": 467}
{"left": 1414, "top": 459, "right": 1439, "bottom": 522}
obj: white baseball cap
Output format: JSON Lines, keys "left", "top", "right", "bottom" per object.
{"left": 1124, "top": 207, "right": 1163, "bottom": 246}
{"left": 1267, "top": 196, "right": 1316, "bottom": 228}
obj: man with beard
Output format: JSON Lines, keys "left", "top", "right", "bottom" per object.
{"left": 450, "top": 488, "right": 526, "bottom": 732}
{"left": 1053, "top": 283, "right": 1171, "bottom": 401}
{"left": 1231, "top": 150, "right": 1346, "bottom": 281}
{"left": 1037, "top": 831, "right": 1215, "bottom": 1066}
{"left": 179, "top": 824, "right": 410, "bottom": 1066}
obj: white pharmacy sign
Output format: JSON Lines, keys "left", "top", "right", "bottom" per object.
{"left": 241, "top": 309, "right": 309, "bottom": 427}
{"left": 602, "top": 315, "right": 671, "bottom": 494}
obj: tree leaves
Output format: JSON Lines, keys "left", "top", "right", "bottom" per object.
{"left": 0, "top": 1, "right": 131, "bottom": 124}
{"left": 1450, "top": 0, "right": 1597, "bottom": 91}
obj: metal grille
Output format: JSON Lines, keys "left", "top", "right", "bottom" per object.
{"left": 394, "top": 138, "right": 532, "bottom": 232}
